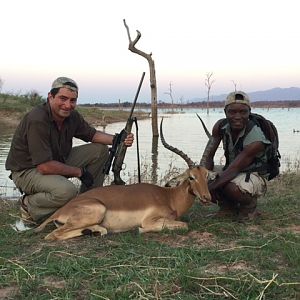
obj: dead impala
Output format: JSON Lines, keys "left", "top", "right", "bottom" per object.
{"left": 34, "top": 118, "right": 211, "bottom": 240}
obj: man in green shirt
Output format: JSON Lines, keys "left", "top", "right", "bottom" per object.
{"left": 6, "top": 77, "right": 134, "bottom": 224}
{"left": 200, "top": 91, "right": 271, "bottom": 221}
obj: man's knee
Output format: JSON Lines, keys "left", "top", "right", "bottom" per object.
{"left": 53, "top": 181, "right": 78, "bottom": 203}
{"left": 88, "top": 143, "right": 109, "bottom": 160}
{"left": 26, "top": 181, "right": 78, "bottom": 222}
{"left": 66, "top": 143, "right": 109, "bottom": 168}
{"left": 223, "top": 182, "right": 256, "bottom": 206}
{"left": 223, "top": 182, "right": 240, "bottom": 199}
{"left": 86, "top": 144, "right": 109, "bottom": 176}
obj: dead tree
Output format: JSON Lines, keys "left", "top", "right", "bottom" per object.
{"left": 205, "top": 72, "right": 215, "bottom": 115}
{"left": 123, "top": 19, "right": 158, "bottom": 137}
{"left": 164, "top": 81, "right": 175, "bottom": 113}
{"left": 231, "top": 80, "right": 237, "bottom": 92}
{"left": 179, "top": 96, "right": 184, "bottom": 112}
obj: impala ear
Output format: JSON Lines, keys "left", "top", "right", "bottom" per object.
{"left": 164, "top": 170, "right": 189, "bottom": 187}
{"left": 207, "top": 170, "right": 218, "bottom": 181}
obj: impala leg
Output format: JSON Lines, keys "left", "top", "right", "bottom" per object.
{"left": 139, "top": 217, "right": 188, "bottom": 233}
{"left": 44, "top": 202, "right": 107, "bottom": 240}
{"left": 45, "top": 224, "right": 108, "bottom": 240}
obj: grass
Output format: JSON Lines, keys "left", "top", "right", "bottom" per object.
{"left": 0, "top": 172, "right": 299, "bottom": 299}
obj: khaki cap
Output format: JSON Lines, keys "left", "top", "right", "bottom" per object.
{"left": 225, "top": 91, "right": 250, "bottom": 108}
{"left": 51, "top": 77, "right": 78, "bottom": 92}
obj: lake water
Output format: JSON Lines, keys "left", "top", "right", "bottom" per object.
{"left": 1, "top": 107, "right": 300, "bottom": 198}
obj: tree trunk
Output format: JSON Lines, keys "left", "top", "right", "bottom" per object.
{"left": 123, "top": 19, "right": 158, "bottom": 137}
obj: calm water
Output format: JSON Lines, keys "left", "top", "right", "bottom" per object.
{"left": 1, "top": 107, "right": 300, "bottom": 197}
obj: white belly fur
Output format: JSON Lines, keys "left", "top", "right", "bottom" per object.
{"left": 101, "top": 208, "right": 154, "bottom": 232}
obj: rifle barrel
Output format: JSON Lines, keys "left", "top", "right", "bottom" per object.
{"left": 128, "top": 72, "right": 145, "bottom": 119}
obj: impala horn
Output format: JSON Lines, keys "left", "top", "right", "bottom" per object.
{"left": 160, "top": 118, "right": 195, "bottom": 169}
{"left": 196, "top": 113, "right": 212, "bottom": 139}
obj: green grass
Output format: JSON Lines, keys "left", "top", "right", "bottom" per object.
{"left": 0, "top": 93, "right": 149, "bottom": 129}
{"left": 0, "top": 93, "right": 43, "bottom": 111}
{"left": 0, "top": 173, "right": 299, "bottom": 299}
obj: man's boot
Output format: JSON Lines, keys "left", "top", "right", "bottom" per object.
{"left": 237, "top": 196, "right": 260, "bottom": 222}
{"left": 19, "top": 195, "right": 36, "bottom": 226}
{"left": 215, "top": 199, "right": 238, "bottom": 218}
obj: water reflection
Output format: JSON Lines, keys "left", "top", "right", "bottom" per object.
{"left": 0, "top": 125, "right": 18, "bottom": 198}
{"left": 1, "top": 108, "right": 300, "bottom": 198}
{"left": 151, "top": 135, "right": 159, "bottom": 184}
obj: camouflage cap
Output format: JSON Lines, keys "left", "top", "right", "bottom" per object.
{"left": 51, "top": 77, "right": 78, "bottom": 92}
{"left": 225, "top": 91, "right": 250, "bottom": 108}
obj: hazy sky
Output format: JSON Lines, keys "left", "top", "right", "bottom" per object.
{"left": 1, "top": 0, "right": 300, "bottom": 103}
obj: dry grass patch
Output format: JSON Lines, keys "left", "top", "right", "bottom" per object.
{"left": 145, "top": 230, "right": 216, "bottom": 248}
{"left": 204, "top": 260, "right": 251, "bottom": 275}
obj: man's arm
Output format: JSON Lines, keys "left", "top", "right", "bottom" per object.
{"left": 92, "top": 131, "right": 134, "bottom": 147}
{"left": 36, "top": 131, "right": 113, "bottom": 177}
{"left": 200, "top": 120, "right": 223, "bottom": 170}
{"left": 37, "top": 160, "right": 82, "bottom": 177}
{"left": 209, "top": 141, "right": 265, "bottom": 190}
{"left": 91, "top": 131, "right": 114, "bottom": 144}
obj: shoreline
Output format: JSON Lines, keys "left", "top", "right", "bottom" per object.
{"left": 0, "top": 108, "right": 150, "bottom": 131}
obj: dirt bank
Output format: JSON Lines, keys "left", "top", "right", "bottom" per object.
{"left": 0, "top": 111, "right": 23, "bottom": 129}
{"left": 0, "top": 109, "right": 150, "bottom": 131}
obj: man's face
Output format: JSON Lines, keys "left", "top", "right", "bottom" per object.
{"left": 224, "top": 103, "right": 250, "bottom": 131}
{"left": 48, "top": 87, "right": 78, "bottom": 121}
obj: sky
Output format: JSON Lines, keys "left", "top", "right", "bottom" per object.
{"left": 1, "top": 0, "right": 300, "bottom": 103}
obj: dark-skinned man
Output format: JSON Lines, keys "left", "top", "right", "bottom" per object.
{"left": 200, "top": 91, "right": 270, "bottom": 221}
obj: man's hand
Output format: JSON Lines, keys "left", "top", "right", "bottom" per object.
{"left": 79, "top": 167, "right": 94, "bottom": 188}
{"left": 209, "top": 189, "right": 222, "bottom": 204}
{"left": 124, "top": 133, "right": 134, "bottom": 147}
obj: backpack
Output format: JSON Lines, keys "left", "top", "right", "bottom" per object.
{"left": 220, "top": 113, "right": 281, "bottom": 181}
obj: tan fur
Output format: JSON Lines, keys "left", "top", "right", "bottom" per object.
{"left": 165, "top": 169, "right": 217, "bottom": 187}
{"left": 34, "top": 166, "right": 211, "bottom": 240}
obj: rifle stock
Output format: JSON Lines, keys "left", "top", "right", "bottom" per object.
{"left": 111, "top": 119, "right": 135, "bottom": 184}
{"left": 104, "top": 72, "right": 145, "bottom": 185}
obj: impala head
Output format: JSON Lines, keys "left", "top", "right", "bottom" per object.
{"left": 186, "top": 166, "right": 211, "bottom": 204}
{"left": 160, "top": 118, "right": 212, "bottom": 204}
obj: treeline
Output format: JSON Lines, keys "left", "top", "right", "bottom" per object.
{"left": 81, "top": 100, "right": 300, "bottom": 109}
{"left": 1, "top": 91, "right": 300, "bottom": 110}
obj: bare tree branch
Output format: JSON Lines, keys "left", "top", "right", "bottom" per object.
{"left": 205, "top": 72, "right": 215, "bottom": 115}
{"left": 123, "top": 19, "right": 158, "bottom": 136}
{"left": 231, "top": 80, "right": 237, "bottom": 92}
{"left": 164, "top": 81, "right": 175, "bottom": 113}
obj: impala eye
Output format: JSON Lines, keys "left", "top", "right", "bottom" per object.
{"left": 189, "top": 176, "right": 195, "bottom": 181}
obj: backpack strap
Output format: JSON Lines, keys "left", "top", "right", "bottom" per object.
{"left": 235, "top": 120, "right": 255, "bottom": 154}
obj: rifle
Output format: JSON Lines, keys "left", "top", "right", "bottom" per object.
{"left": 103, "top": 71, "right": 145, "bottom": 185}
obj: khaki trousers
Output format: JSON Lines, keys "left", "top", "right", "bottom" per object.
{"left": 12, "top": 143, "right": 109, "bottom": 223}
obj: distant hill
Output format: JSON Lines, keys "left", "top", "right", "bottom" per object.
{"left": 192, "top": 87, "right": 300, "bottom": 102}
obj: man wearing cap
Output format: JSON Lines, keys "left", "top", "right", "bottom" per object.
{"left": 5, "top": 77, "right": 134, "bottom": 224}
{"left": 200, "top": 91, "right": 270, "bottom": 221}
